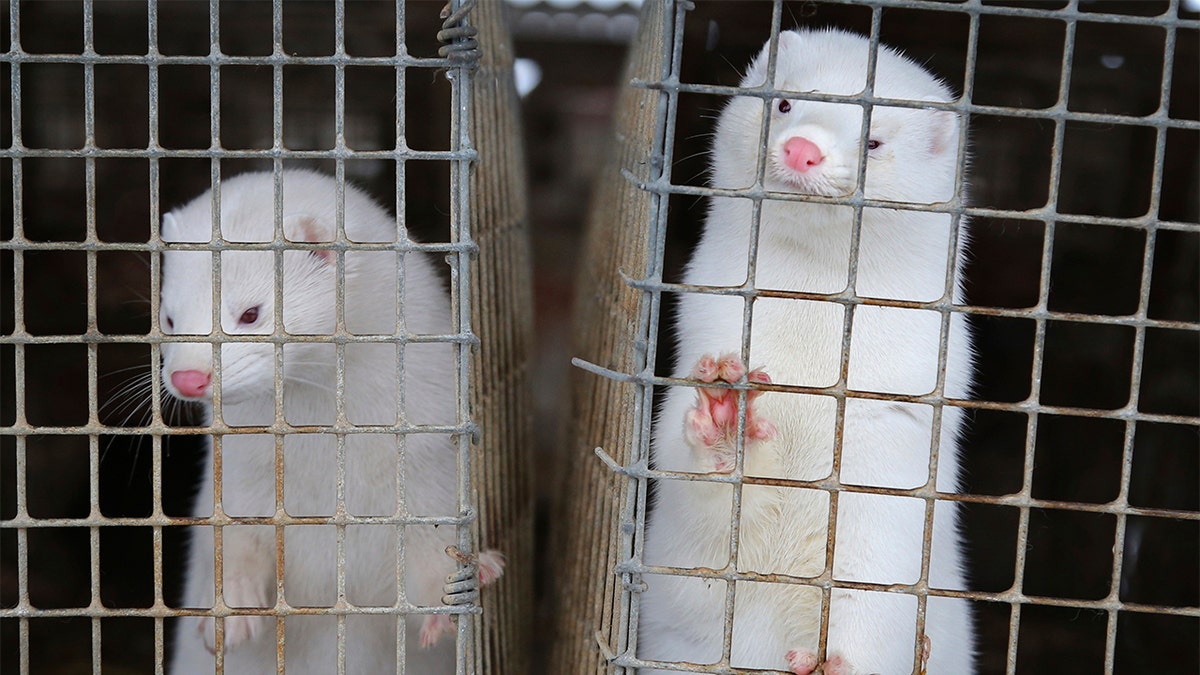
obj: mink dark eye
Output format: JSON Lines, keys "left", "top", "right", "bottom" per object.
{"left": 866, "top": 139, "right": 882, "bottom": 151}
{"left": 238, "top": 306, "right": 260, "bottom": 325}
{"left": 165, "top": 316, "right": 174, "bottom": 331}
{"left": 777, "top": 99, "right": 792, "bottom": 114}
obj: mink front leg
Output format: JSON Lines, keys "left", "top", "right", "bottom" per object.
{"left": 683, "top": 352, "right": 776, "bottom": 473}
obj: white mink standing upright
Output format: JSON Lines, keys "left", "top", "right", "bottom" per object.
{"left": 161, "top": 170, "right": 502, "bottom": 674}
{"left": 638, "top": 29, "right": 975, "bottom": 674}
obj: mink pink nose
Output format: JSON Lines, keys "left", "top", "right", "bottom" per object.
{"left": 783, "top": 136, "right": 824, "bottom": 172}
{"left": 171, "top": 370, "right": 212, "bottom": 398}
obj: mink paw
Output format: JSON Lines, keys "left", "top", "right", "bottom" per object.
{"left": 199, "top": 575, "right": 272, "bottom": 654}
{"left": 419, "top": 614, "right": 455, "bottom": 648}
{"left": 683, "top": 353, "right": 776, "bottom": 472}
{"left": 423, "top": 547, "right": 507, "bottom": 648}
{"left": 786, "top": 649, "right": 820, "bottom": 675}
{"left": 477, "top": 549, "right": 506, "bottom": 586}
{"left": 785, "top": 650, "right": 875, "bottom": 675}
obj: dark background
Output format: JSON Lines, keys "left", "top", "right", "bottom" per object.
{"left": 3, "top": 1, "right": 1197, "bottom": 673}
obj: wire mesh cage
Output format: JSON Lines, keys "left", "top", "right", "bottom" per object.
{"left": 1, "top": 1, "right": 533, "bottom": 673}
{"left": 552, "top": 1, "right": 1198, "bottom": 673}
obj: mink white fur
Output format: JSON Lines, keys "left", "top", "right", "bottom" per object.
{"left": 637, "top": 29, "right": 975, "bottom": 675}
{"left": 161, "top": 170, "right": 502, "bottom": 674}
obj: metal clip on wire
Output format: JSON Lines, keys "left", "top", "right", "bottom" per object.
{"left": 441, "top": 545, "right": 482, "bottom": 612}
{"left": 437, "top": 0, "right": 480, "bottom": 66}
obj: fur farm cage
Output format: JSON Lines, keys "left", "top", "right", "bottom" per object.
{"left": 3, "top": 0, "right": 1199, "bottom": 674}
{"left": 2, "top": 1, "right": 534, "bottom": 673}
{"left": 548, "top": 1, "right": 1198, "bottom": 674}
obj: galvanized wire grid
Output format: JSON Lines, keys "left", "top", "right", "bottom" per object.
{"left": 2, "top": 1, "right": 483, "bottom": 673}
{"left": 572, "top": 0, "right": 1200, "bottom": 673}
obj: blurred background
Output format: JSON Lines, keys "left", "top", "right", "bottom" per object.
{"left": 2, "top": 1, "right": 1197, "bottom": 673}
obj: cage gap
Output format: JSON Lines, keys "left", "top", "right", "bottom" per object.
{"left": 344, "top": 66, "right": 398, "bottom": 152}
{"left": 974, "top": 14, "right": 1065, "bottom": 110}
{"left": 23, "top": 617, "right": 93, "bottom": 672}
{"left": 155, "top": 1, "right": 211, "bottom": 57}
{"left": 22, "top": 157, "right": 87, "bottom": 243}
{"left": 1068, "top": 21, "right": 1165, "bottom": 118}
{"left": 219, "top": 66, "right": 274, "bottom": 151}
{"left": 1139, "top": 326, "right": 1199, "bottom": 416}
{"left": 1047, "top": 221, "right": 1146, "bottom": 316}
{"left": 281, "top": 1, "right": 336, "bottom": 57}
{"left": 1168, "top": 28, "right": 1198, "bottom": 121}
{"left": 100, "top": 617, "right": 156, "bottom": 672}
{"left": 92, "top": 0, "right": 148, "bottom": 55}
{"left": 878, "top": 6, "right": 970, "bottom": 94}
{"left": 94, "top": 159, "right": 152, "bottom": 244}
{"left": 343, "top": 0, "right": 397, "bottom": 58}
{"left": 1159, "top": 128, "right": 1200, "bottom": 225}
{"left": 99, "top": 526, "right": 154, "bottom": 607}
{"left": 1079, "top": 0, "right": 1174, "bottom": 18}
{"left": 1031, "top": 414, "right": 1125, "bottom": 504}
{"left": 218, "top": 1, "right": 273, "bottom": 58}
{"left": 1015, "top": 603, "right": 1107, "bottom": 671}
{"left": 157, "top": 65, "right": 213, "bottom": 151}
{"left": 281, "top": 65, "right": 337, "bottom": 152}
{"left": 94, "top": 65, "right": 150, "bottom": 150}
{"left": 1118, "top": 515, "right": 1200, "bottom": 607}
{"left": 1114, "top": 611, "right": 1200, "bottom": 672}
{"left": 1039, "top": 320, "right": 1136, "bottom": 411}
{"left": 1058, "top": 122, "right": 1157, "bottom": 219}
{"left": 1129, "top": 421, "right": 1199, "bottom": 512}
{"left": 1022, "top": 508, "right": 1116, "bottom": 601}
{"left": 968, "top": 114, "right": 1056, "bottom": 212}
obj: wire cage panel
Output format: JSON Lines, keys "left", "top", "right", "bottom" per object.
{"left": 2, "top": 1, "right": 532, "bottom": 673}
{"left": 554, "top": 1, "right": 1199, "bottom": 674}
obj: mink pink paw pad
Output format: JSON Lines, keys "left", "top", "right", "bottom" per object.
{"left": 785, "top": 651, "right": 852, "bottom": 675}
{"left": 683, "top": 353, "right": 776, "bottom": 472}
{"left": 478, "top": 549, "right": 506, "bottom": 586}
{"left": 419, "top": 615, "right": 454, "bottom": 648}
{"left": 786, "top": 649, "right": 819, "bottom": 675}
{"left": 424, "top": 548, "right": 506, "bottom": 649}
{"left": 822, "top": 655, "right": 850, "bottom": 675}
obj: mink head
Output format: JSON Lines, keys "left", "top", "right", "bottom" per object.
{"left": 158, "top": 171, "right": 400, "bottom": 405}
{"left": 712, "top": 28, "right": 963, "bottom": 206}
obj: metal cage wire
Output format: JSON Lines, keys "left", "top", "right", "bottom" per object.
{"left": 570, "top": 0, "right": 1200, "bottom": 673}
{"left": 2, "top": 0, "right": 488, "bottom": 673}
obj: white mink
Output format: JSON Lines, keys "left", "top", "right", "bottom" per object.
{"left": 161, "top": 170, "right": 503, "bottom": 674}
{"left": 638, "top": 29, "right": 975, "bottom": 674}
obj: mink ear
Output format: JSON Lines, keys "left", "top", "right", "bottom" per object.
{"left": 283, "top": 214, "right": 334, "bottom": 264}
{"left": 776, "top": 30, "right": 802, "bottom": 57}
{"left": 929, "top": 109, "right": 962, "bottom": 157}
{"left": 161, "top": 211, "right": 205, "bottom": 243}
{"left": 743, "top": 46, "right": 770, "bottom": 87}
{"left": 744, "top": 31, "right": 801, "bottom": 87}
{"left": 744, "top": 30, "right": 800, "bottom": 87}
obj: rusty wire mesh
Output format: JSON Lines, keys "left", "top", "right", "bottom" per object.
{"left": 552, "top": 1, "right": 1198, "bottom": 673}
{"left": 1, "top": 0, "right": 531, "bottom": 673}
